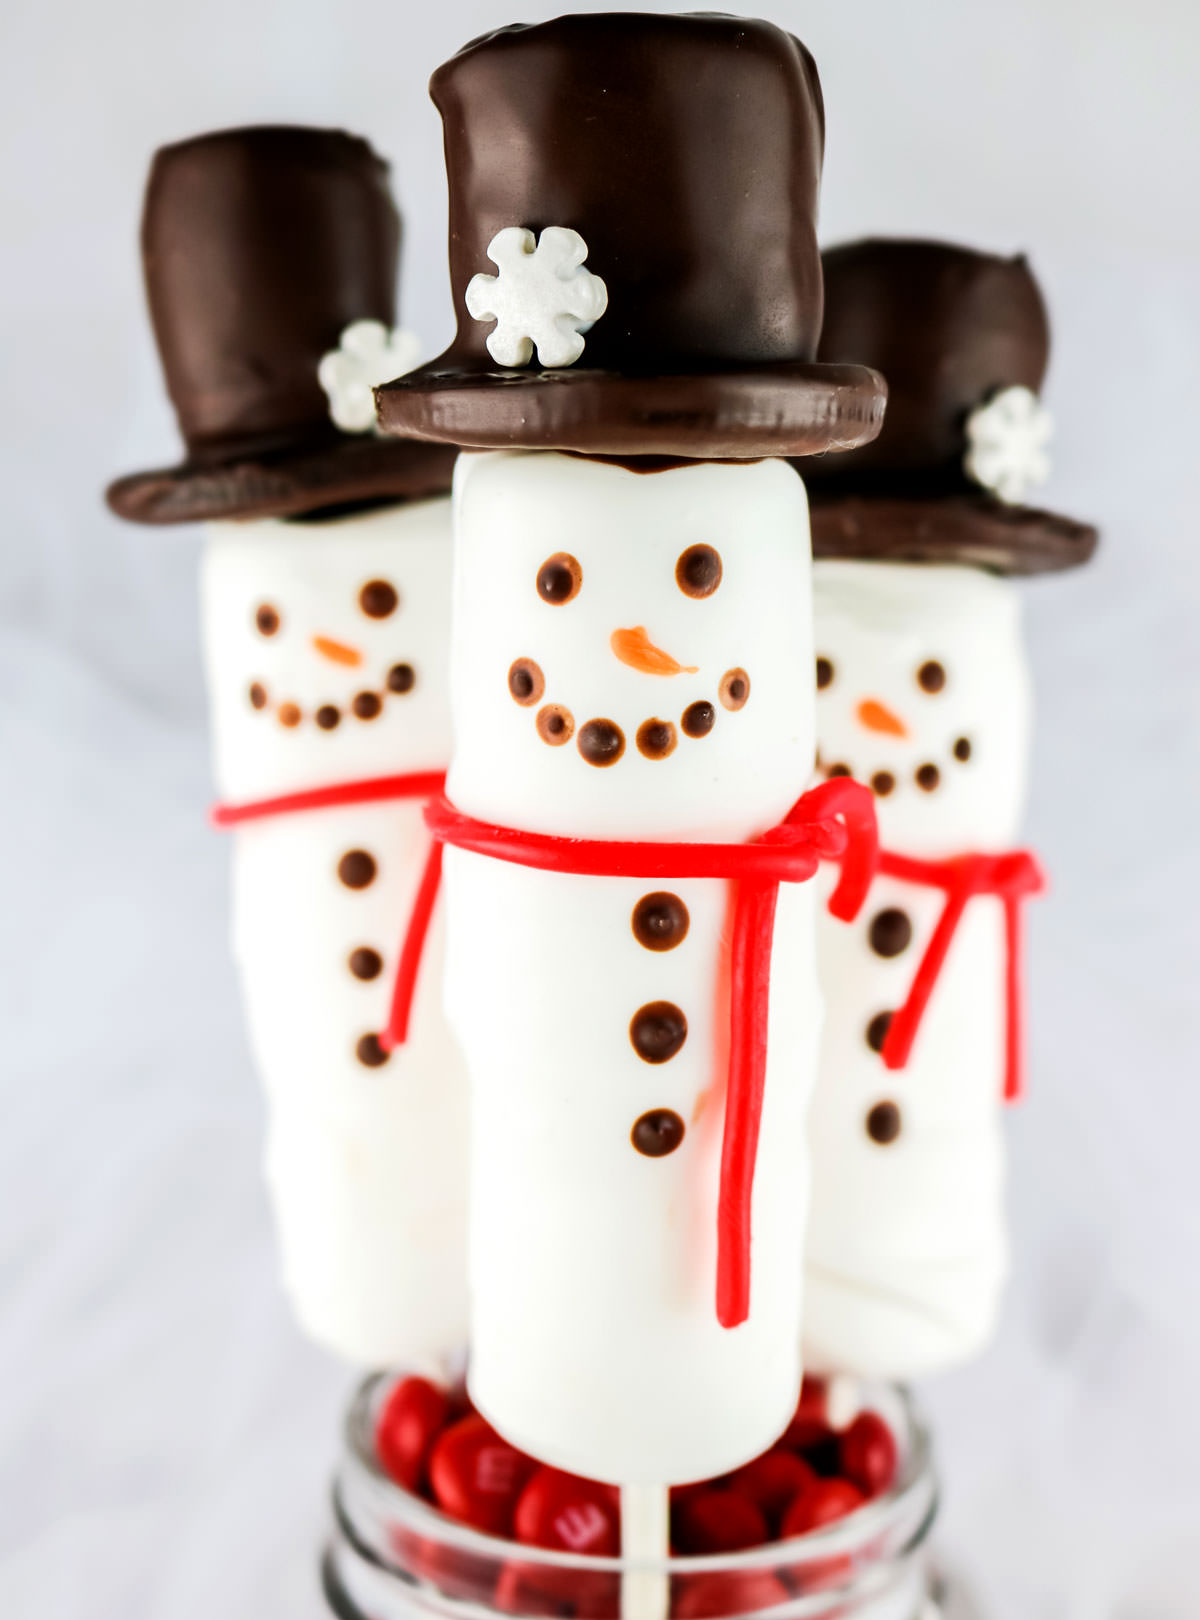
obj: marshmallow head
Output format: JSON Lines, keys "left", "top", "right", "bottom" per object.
{"left": 448, "top": 452, "right": 816, "bottom": 840}
{"left": 813, "top": 561, "right": 1032, "bottom": 854}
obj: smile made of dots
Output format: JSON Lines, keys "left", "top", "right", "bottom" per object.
{"left": 814, "top": 654, "right": 972, "bottom": 797}
{"left": 506, "top": 656, "right": 750, "bottom": 767}
{"left": 246, "top": 661, "right": 417, "bottom": 731}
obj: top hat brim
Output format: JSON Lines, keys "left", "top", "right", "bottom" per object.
{"left": 106, "top": 432, "right": 459, "bottom": 526}
{"left": 808, "top": 488, "right": 1098, "bottom": 576}
{"left": 375, "top": 359, "right": 887, "bottom": 460}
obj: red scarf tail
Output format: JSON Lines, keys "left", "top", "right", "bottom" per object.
{"left": 1003, "top": 894, "right": 1025, "bottom": 1103}
{"left": 881, "top": 878, "right": 971, "bottom": 1072}
{"left": 380, "top": 838, "right": 445, "bottom": 1053}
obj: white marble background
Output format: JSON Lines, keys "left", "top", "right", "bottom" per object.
{"left": 2, "top": 1, "right": 1198, "bottom": 1616}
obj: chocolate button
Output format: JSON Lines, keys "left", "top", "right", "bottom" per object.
{"left": 631, "top": 1109, "right": 686, "bottom": 1157}
{"left": 630, "top": 1001, "right": 688, "bottom": 1063}
{"left": 348, "top": 946, "right": 383, "bottom": 981}
{"left": 866, "top": 1101, "right": 902, "bottom": 1144}
{"left": 578, "top": 718, "right": 625, "bottom": 767}
{"left": 356, "top": 1032, "right": 390, "bottom": 1068}
{"left": 869, "top": 908, "right": 912, "bottom": 959}
{"left": 636, "top": 718, "right": 677, "bottom": 760}
{"left": 865, "top": 1010, "right": 893, "bottom": 1054}
{"left": 682, "top": 700, "right": 715, "bottom": 739}
{"left": 632, "top": 892, "right": 690, "bottom": 952}
{"left": 338, "top": 850, "right": 377, "bottom": 890}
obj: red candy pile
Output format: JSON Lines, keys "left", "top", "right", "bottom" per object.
{"left": 374, "top": 1375, "right": 899, "bottom": 1616}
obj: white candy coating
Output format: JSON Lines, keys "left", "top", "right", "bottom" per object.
{"left": 804, "top": 560, "right": 1032, "bottom": 1377}
{"left": 201, "top": 499, "right": 468, "bottom": 1371}
{"left": 446, "top": 452, "right": 820, "bottom": 1484}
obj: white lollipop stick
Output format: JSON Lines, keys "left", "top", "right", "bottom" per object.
{"left": 620, "top": 1484, "right": 670, "bottom": 1620}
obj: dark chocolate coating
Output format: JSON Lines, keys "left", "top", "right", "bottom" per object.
{"left": 799, "top": 238, "right": 1098, "bottom": 572}
{"left": 106, "top": 125, "right": 456, "bottom": 525}
{"left": 378, "top": 15, "right": 886, "bottom": 458}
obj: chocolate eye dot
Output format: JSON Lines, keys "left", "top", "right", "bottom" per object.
{"left": 536, "top": 552, "right": 582, "bottom": 605}
{"left": 631, "top": 1109, "right": 686, "bottom": 1157}
{"left": 578, "top": 718, "right": 626, "bottom": 767}
{"left": 915, "top": 762, "right": 941, "bottom": 792}
{"left": 508, "top": 657, "right": 545, "bottom": 707}
{"left": 871, "top": 771, "right": 895, "bottom": 797}
{"left": 954, "top": 736, "right": 972, "bottom": 762}
{"left": 536, "top": 704, "right": 575, "bottom": 746}
{"left": 388, "top": 664, "right": 416, "bottom": 695}
{"left": 917, "top": 660, "right": 946, "bottom": 694}
{"left": 816, "top": 656, "right": 834, "bottom": 690}
{"left": 636, "top": 718, "right": 677, "bottom": 760}
{"left": 719, "top": 668, "right": 750, "bottom": 712}
{"left": 249, "top": 682, "right": 267, "bottom": 710}
{"left": 359, "top": 580, "right": 398, "bottom": 619}
{"left": 675, "top": 544, "right": 723, "bottom": 599}
{"left": 682, "top": 700, "right": 715, "bottom": 739}
{"left": 632, "top": 892, "right": 690, "bottom": 952}
{"left": 255, "top": 604, "right": 280, "bottom": 637}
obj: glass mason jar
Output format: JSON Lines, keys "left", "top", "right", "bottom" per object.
{"left": 324, "top": 1376, "right": 940, "bottom": 1620}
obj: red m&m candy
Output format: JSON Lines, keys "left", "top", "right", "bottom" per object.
{"left": 839, "top": 1411, "right": 898, "bottom": 1498}
{"left": 375, "top": 1376, "right": 450, "bottom": 1493}
{"left": 672, "top": 1571, "right": 790, "bottom": 1618}
{"left": 429, "top": 1414, "right": 537, "bottom": 1537}
{"left": 724, "top": 1448, "right": 817, "bottom": 1529}
{"left": 781, "top": 1477, "right": 865, "bottom": 1538}
{"left": 514, "top": 1466, "right": 621, "bottom": 1557}
{"left": 673, "top": 1489, "right": 769, "bottom": 1556}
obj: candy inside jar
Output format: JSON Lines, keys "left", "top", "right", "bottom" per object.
{"left": 325, "top": 1373, "right": 939, "bottom": 1619}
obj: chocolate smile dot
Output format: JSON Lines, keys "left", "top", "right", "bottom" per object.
{"left": 827, "top": 762, "right": 852, "bottom": 779}
{"left": 255, "top": 603, "right": 280, "bottom": 637}
{"left": 917, "top": 660, "right": 946, "bottom": 694}
{"left": 869, "top": 908, "right": 913, "bottom": 958}
{"left": 355, "top": 1033, "right": 390, "bottom": 1068}
{"left": 871, "top": 770, "right": 895, "bottom": 797}
{"left": 337, "top": 849, "right": 377, "bottom": 890}
{"left": 915, "top": 763, "right": 941, "bottom": 792}
{"left": 249, "top": 682, "right": 267, "bottom": 710}
{"left": 675, "top": 543, "right": 723, "bottom": 599}
{"left": 865, "top": 1010, "right": 894, "bottom": 1054}
{"left": 636, "top": 717, "right": 677, "bottom": 760}
{"left": 352, "top": 691, "right": 382, "bottom": 721}
{"left": 278, "top": 702, "right": 301, "bottom": 728}
{"left": 348, "top": 947, "right": 383, "bottom": 982}
{"left": 508, "top": 657, "right": 545, "bottom": 707}
{"left": 359, "top": 580, "right": 398, "bottom": 619}
{"left": 866, "top": 1100, "right": 902, "bottom": 1145}
{"left": 536, "top": 552, "right": 582, "bottom": 605}
{"left": 631, "top": 1109, "right": 686, "bottom": 1157}
{"left": 632, "top": 892, "right": 690, "bottom": 952}
{"left": 536, "top": 704, "right": 575, "bottom": 746}
{"left": 579, "top": 718, "right": 626, "bottom": 767}
{"left": 387, "top": 663, "right": 416, "bottom": 695}
{"left": 630, "top": 1001, "right": 688, "bottom": 1064}
{"left": 719, "top": 668, "right": 750, "bottom": 711}
{"left": 954, "top": 736, "right": 972, "bottom": 762}
{"left": 816, "top": 656, "right": 834, "bottom": 690}
{"left": 681, "top": 700, "right": 715, "bottom": 739}
{"left": 315, "top": 704, "right": 340, "bottom": 730}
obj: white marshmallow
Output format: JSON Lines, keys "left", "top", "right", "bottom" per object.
{"left": 804, "top": 560, "right": 1032, "bottom": 1377}
{"left": 200, "top": 499, "right": 468, "bottom": 1372}
{"left": 445, "top": 451, "right": 820, "bottom": 1484}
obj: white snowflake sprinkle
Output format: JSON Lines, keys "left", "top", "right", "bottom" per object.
{"left": 317, "top": 320, "right": 423, "bottom": 434}
{"left": 464, "top": 226, "right": 608, "bottom": 369}
{"left": 963, "top": 384, "right": 1053, "bottom": 504}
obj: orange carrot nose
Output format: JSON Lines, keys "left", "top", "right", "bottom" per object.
{"left": 312, "top": 634, "right": 363, "bottom": 668}
{"left": 856, "top": 698, "right": 908, "bottom": 738}
{"left": 611, "top": 626, "right": 699, "bottom": 676}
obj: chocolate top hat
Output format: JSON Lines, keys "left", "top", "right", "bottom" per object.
{"left": 377, "top": 13, "right": 886, "bottom": 460}
{"left": 107, "top": 125, "right": 456, "bottom": 525}
{"left": 804, "top": 239, "right": 1098, "bottom": 574}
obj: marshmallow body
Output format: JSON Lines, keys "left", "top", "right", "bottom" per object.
{"left": 201, "top": 499, "right": 468, "bottom": 1371}
{"left": 445, "top": 452, "right": 820, "bottom": 1484}
{"left": 805, "top": 560, "right": 1032, "bottom": 1377}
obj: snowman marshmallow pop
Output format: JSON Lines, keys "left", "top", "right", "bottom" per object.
{"left": 376, "top": 14, "right": 885, "bottom": 1605}
{"left": 107, "top": 127, "right": 470, "bottom": 1373}
{"left": 797, "top": 240, "right": 1098, "bottom": 1380}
